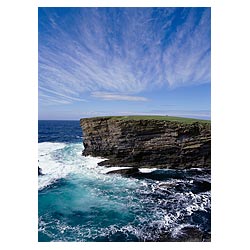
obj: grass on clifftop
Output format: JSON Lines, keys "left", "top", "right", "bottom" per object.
{"left": 90, "top": 115, "right": 210, "bottom": 124}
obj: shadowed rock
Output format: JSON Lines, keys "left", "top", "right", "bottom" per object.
{"left": 38, "top": 166, "right": 43, "bottom": 176}
{"left": 192, "top": 180, "right": 211, "bottom": 193}
{"left": 106, "top": 167, "right": 139, "bottom": 175}
{"left": 157, "top": 226, "right": 210, "bottom": 242}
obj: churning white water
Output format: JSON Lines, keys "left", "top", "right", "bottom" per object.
{"left": 38, "top": 141, "right": 210, "bottom": 241}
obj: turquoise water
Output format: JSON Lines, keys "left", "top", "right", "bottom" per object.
{"left": 38, "top": 121, "right": 211, "bottom": 242}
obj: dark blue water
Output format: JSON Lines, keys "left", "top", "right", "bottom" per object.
{"left": 39, "top": 120, "right": 82, "bottom": 143}
{"left": 38, "top": 120, "right": 211, "bottom": 242}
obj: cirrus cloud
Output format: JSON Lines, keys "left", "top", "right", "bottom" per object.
{"left": 91, "top": 91, "right": 149, "bottom": 101}
{"left": 39, "top": 7, "right": 210, "bottom": 106}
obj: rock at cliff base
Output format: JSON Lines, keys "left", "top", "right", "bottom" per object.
{"left": 106, "top": 167, "right": 139, "bottom": 175}
{"left": 157, "top": 226, "right": 209, "bottom": 242}
{"left": 38, "top": 167, "right": 43, "bottom": 176}
{"left": 174, "top": 226, "right": 204, "bottom": 242}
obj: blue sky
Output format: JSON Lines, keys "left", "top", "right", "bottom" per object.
{"left": 38, "top": 7, "right": 211, "bottom": 120}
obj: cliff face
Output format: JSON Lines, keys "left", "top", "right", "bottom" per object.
{"left": 80, "top": 117, "right": 211, "bottom": 169}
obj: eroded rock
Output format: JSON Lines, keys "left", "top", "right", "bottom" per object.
{"left": 106, "top": 167, "right": 139, "bottom": 175}
{"left": 80, "top": 117, "right": 211, "bottom": 170}
{"left": 157, "top": 226, "right": 210, "bottom": 242}
{"left": 38, "top": 166, "right": 43, "bottom": 176}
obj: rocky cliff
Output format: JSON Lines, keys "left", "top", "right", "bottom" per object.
{"left": 80, "top": 117, "right": 211, "bottom": 169}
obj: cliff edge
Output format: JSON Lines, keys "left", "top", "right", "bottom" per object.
{"left": 80, "top": 116, "right": 211, "bottom": 169}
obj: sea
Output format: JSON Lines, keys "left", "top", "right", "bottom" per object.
{"left": 38, "top": 120, "right": 211, "bottom": 242}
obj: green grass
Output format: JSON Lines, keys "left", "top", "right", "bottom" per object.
{"left": 92, "top": 115, "right": 211, "bottom": 124}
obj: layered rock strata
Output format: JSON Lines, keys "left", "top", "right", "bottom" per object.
{"left": 80, "top": 117, "right": 211, "bottom": 169}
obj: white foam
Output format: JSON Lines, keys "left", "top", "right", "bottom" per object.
{"left": 170, "top": 223, "right": 193, "bottom": 238}
{"left": 139, "top": 168, "right": 158, "bottom": 173}
{"left": 81, "top": 155, "right": 107, "bottom": 169}
{"left": 38, "top": 142, "right": 105, "bottom": 190}
{"left": 171, "top": 191, "right": 211, "bottom": 216}
{"left": 38, "top": 142, "right": 66, "bottom": 189}
{"left": 38, "top": 142, "right": 66, "bottom": 158}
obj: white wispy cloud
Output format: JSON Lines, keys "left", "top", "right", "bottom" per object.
{"left": 38, "top": 86, "right": 87, "bottom": 105}
{"left": 91, "top": 91, "right": 149, "bottom": 101}
{"left": 39, "top": 8, "right": 210, "bottom": 105}
{"left": 163, "top": 9, "right": 211, "bottom": 87}
{"left": 38, "top": 92, "right": 72, "bottom": 106}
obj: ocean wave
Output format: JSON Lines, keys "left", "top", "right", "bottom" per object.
{"left": 38, "top": 142, "right": 104, "bottom": 190}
